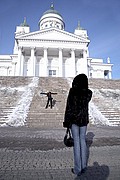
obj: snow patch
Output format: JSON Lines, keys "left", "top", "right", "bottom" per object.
{"left": 0, "top": 87, "right": 26, "bottom": 92}
{"left": 89, "top": 102, "right": 110, "bottom": 126}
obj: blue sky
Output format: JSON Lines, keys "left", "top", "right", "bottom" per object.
{"left": 0, "top": 0, "right": 120, "bottom": 79}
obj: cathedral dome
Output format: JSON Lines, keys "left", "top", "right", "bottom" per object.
{"left": 39, "top": 4, "right": 65, "bottom": 30}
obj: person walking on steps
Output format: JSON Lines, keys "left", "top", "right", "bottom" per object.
{"left": 63, "top": 74, "right": 92, "bottom": 177}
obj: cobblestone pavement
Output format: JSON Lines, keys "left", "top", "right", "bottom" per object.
{"left": 0, "top": 125, "right": 120, "bottom": 180}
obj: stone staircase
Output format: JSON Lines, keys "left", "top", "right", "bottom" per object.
{"left": 0, "top": 77, "right": 120, "bottom": 127}
{"left": 89, "top": 79, "right": 120, "bottom": 126}
{"left": 25, "top": 77, "right": 69, "bottom": 128}
{"left": 101, "top": 109, "right": 120, "bottom": 125}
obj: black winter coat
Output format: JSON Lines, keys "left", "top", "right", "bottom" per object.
{"left": 63, "top": 88, "right": 92, "bottom": 128}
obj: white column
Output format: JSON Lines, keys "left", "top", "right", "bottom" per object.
{"left": 11, "top": 62, "right": 17, "bottom": 76}
{"left": 59, "top": 48, "right": 63, "bottom": 77}
{"left": 34, "top": 55, "right": 37, "bottom": 76}
{"left": 71, "top": 49, "right": 76, "bottom": 77}
{"left": 30, "top": 47, "right": 35, "bottom": 76}
{"left": 13, "top": 62, "right": 17, "bottom": 76}
{"left": 20, "top": 51, "right": 24, "bottom": 76}
{"left": 39, "top": 58, "right": 41, "bottom": 76}
{"left": 109, "top": 71, "right": 112, "bottom": 79}
{"left": 82, "top": 49, "right": 88, "bottom": 76}
{"left": 34, "top": 50, "right": 36, "bottom": 76}
{"left": 16, "top": 46, "right": 22, "bottom": 76}
{"left": 7, "top": 67, "right": 9, "bottom": 76}
{"left": 43, "top": 48, "right": 48, "bottom": 76}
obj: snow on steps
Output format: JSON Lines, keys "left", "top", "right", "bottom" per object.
{"left": 0, "top": 77, "right": 120, "bottom": 127}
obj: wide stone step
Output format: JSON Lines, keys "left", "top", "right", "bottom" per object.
{"left": 103, "top": 114, "right": 120, "bottom": 118}
{"left": 102, "top": 110, "right": 120, "bottom": 112}
{"left": 26, "top": 122, "right": 63, "bottom": 128}
{"left": 26, "top": 118, "right": 63, "bottom": 122}
{"left": 105, "top": 117, "right": 120, "bottom": 120}
{"left": 101, "top": 112, "right": 120, "bottom": 115}
{"left": 109, "top": 122, "right": 120, "bottom": 126}
{"left": 26, "top": 116, "right": 64, "bottom": 123}
{"left": 27, "top": 112, "right": 63, "bottom": 115}
{"left": 108, "top": 119, "right": 120, "bottom": 122}
{"left": 26, "top": 117, "right": 64, "bottom": 121}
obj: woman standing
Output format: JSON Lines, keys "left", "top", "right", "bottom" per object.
{"left": 63, "top": 74, "right": 92, "bottom": 176}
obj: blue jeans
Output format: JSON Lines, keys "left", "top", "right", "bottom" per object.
{"left": 71, "top": 124, "right": 87, "bottom": 175}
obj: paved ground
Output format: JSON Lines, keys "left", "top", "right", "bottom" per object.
{"left": 0, "top": 125, "right": 120, "bottom": 180}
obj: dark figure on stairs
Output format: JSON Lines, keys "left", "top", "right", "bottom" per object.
{"left": 40, "top": 91, "right": 57, "bottom": 109}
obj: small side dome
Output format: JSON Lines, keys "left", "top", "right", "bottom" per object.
{"left": 38, "top": 3, "right": 65, "bottom": 30}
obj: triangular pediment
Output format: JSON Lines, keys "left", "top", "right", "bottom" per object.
{"left": 16, "top": 28, "right": 89, "bottom": 43}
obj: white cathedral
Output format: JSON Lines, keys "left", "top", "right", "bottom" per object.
{"left": 0, "top": 4, "right": 113, "bottom": 78}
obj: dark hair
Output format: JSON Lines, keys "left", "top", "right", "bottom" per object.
{"left": 72, "top": 74, "right": 88, "bottom": 89}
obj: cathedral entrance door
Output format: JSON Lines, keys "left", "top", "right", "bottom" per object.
{"left": 49, "top": 69, "right": 57, "bottom": 77}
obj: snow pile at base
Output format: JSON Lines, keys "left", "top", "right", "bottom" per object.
{"left": 89, "top": 102, "right": 111, "bottom": 126}
{"left": 1, "top": 77, "right": 39, "bottom": 127}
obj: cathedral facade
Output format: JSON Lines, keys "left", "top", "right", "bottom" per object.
{"left": 0, "top": 4, "right": 113, "bottom": 78}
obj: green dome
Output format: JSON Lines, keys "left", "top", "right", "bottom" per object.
{"left": 43, "top": 4, "right": 63, "bottom": 18}
{"left": 39, "top": 3, "right": 65, "bottom": 30}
